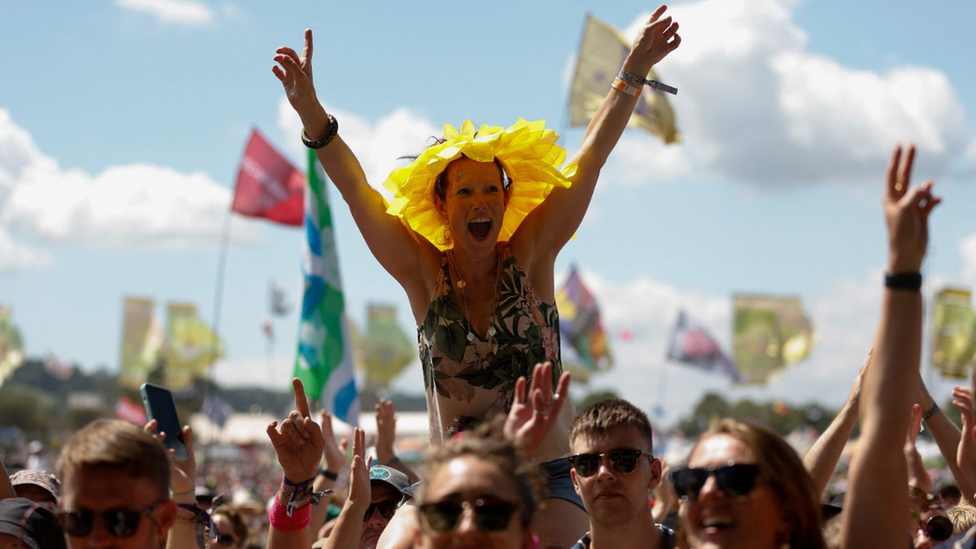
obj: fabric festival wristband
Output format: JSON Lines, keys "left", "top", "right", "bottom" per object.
{"left": 269, "top": 494, "right": 311, "bottom": 532}
{"left": 612, "top": 77, "right": 640, "bottom": 97}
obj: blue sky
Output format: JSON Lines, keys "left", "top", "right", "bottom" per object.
{"left": 2, "top": 0, "right": 975, "bottom": 427}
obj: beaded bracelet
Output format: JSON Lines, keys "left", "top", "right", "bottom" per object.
{"left": 301, "top": 113, "right": 339, "bottom": 149}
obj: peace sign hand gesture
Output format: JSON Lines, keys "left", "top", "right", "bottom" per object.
{"left": 884, "top": 143, "right": 940, "bottom": 273}
{"left": 267, "top": 378, "right": 326, "bottom": 482}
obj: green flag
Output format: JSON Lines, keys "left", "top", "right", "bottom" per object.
{"left": 294, "top": 149, "right": 359, "bottom": 425}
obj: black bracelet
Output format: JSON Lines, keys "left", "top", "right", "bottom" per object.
{"left": 301, "top": 113, "right": 338, "bottom": 149}
{"left": 317, "top": 468, "right": 338, "bottom": 481}
{"left": 885, "top": 272, "right": 922, "bottom": 291}
{"left": 922, "top": 403, "right": 940, "bottom": 422}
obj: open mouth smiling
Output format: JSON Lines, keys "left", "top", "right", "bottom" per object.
{"left": 468, "top": 217, "right": 492, "bottom": 238}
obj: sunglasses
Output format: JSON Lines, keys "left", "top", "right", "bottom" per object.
{"left": 669, "top": 463, "right": 761, "bottom": 502}
{"left": 419, "top": 498, "right": 518, "bottom": 533}
{"left": 364, "top": 500, "right": 399, "bottom": 522}
{"left": 215, "top": 531, "right": 238, "bottom": 546}
{"left": 568, "top": 448, "right": 652, "bottom": 478}
{"left": 60, "top": 502, "right": 161, "bottom": 538}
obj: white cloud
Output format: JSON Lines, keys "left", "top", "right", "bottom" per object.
{"left": 0, "top": 228, "right": 50, "bottom": 273}
{"left": 962, "top": 232, "right": 976, "bottom": 283}
{"left": 277, "top": 100, "right": 440, "bottom": 199}
{"left": 115, "top": 0, "right": 214, "bottom": 26}
{"left": 967, "top": 137, "right": 976, "bottom": 159}
{"left": 609, "top": 0, "right": 965, "bottom": 186}
{"left": 0, "top": 108, "right": 251, "bottom": 260}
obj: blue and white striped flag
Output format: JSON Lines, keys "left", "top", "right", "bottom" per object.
{"left": 294, "top": 149, "right": 358, "bottom": 425}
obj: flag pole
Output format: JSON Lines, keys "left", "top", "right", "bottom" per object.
{"left": 205, "top": 211, "right": 233, "bottom": 452}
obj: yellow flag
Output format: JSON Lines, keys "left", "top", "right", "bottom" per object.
{"left": 732, "top": 294, "right": 814, "bottom": 385}
{"left": 931, "top": 288, "right": 976, "bottom": 378}
{"left": 569, "top": 13, "right": 680, "bottom": 143}
{"left": 165, "top": 302, "right": 224, "bottom": 389}
{"left": 118, "top": 297, "right": 163, "bottom": 390}
{"left": 0, "top": 304, "right": 25, "bottom": 387}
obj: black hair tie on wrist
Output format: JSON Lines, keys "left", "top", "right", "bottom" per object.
{"left": 884, "top": 272, "right": 922, "bottom": 291}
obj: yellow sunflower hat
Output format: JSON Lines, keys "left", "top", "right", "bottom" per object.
{"left": 383, "top": 118, "right": 577, "bottom": 250}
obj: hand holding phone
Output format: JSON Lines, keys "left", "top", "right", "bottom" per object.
{"left": 141, "top": 382, "right": 190, "bottom": 461}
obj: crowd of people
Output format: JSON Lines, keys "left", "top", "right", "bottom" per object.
{"left": 2, "top": 3, "right": 974, "bottom": 548}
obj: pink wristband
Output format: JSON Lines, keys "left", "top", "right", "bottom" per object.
{"left": 269, "top": 495, "right": 311, "bottom": 532}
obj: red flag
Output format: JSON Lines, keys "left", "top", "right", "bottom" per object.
{"left": 231, "top": 129, "right": 305, "bottom": 226}
{"left": 115, "top": 395, "right": 148, "bottom": 425}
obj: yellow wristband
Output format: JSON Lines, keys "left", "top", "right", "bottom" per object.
{"left": 612, "top": 77, "right": 640, "bottom": 97}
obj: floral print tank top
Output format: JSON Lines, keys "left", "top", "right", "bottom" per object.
{"left": 418, "top": 243, "right": 562, "bottom": 444}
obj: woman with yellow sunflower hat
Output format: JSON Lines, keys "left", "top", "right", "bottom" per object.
{"left": 273, "top": 6, "right": 680, "bottom": 547}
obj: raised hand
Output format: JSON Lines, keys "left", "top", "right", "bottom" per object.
{"left": 347, "top": 428, "right": 371, "bottom": 511}
{"left": 272, "top": 29, "right": 320, "bottom": 116}
{"left": 375, "top": 399, "right": 398, "bottom": 464}
{"left": 626, "top": 5, "right": 682, "bottom": 74}
{"left": 884, "top": 143, "right": 941, "bottom": 273}
{"left": 504, "top": 362, "right": 571, "bottom": 458}
{"left": 319, "top": 408, "right": 349, "bottom": 474}
{"left": 267, "top": 378, "right": 326, "bottom": 482}
{"left": 145, "top": 419, "right": 196, "bottom": 500}
{"left": 953, "top": 386, "right": 976, "bottom": 494}
{"left": 905, "top": 403, "right": 932, "bottom": 494}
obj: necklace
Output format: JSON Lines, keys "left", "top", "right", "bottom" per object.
{"left": 449, "top": 250, "right": 500, "bottom": 342}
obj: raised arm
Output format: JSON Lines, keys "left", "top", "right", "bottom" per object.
{"left": 267, "top": 378, "right": 327, "bottom": 549}
{"left": 841, "top": 143, "right": 940, "bottom": 549}
{"left": 515, "top": 5, "right": 681, "bottom": 257}
{"left": 324, "top": 428, "right": 370, "bottom": 549}
{"left": 917, "top": 375, "right": 975, "bottom": 502}
{"left": 273, "top": 30, "right": 431, "bottom": 291}
{"left": 803, "top": 350, "right": 868, "bottom": 498}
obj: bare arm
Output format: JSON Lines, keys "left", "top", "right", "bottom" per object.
{"left": 514, "top": 5, "right": 681, "bottom": 261}
{"left": 841, "top": 143, "right": 940, "bottom": 549}
{"left": 803, "top": 351, "right": 868, "bottom": 498}
{"left": 325, "top": 429, "right": 370, "bottom": 549}
{"left": 273, "top": 30, "right": 431, "bottom": 291}
{"left": 310, "top": 409, "right": 349, "bottom": 537}
{"left": 917, "top": 376, "right": 976, "bottom": 501}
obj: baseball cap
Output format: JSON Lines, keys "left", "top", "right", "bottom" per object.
{"left": 9, "top": 469, "right": 60, "bottom": 502}
{"left": 0, "top": 498, "right": 67, "bottom": 549}
{"left": 368, "top": 465, "right": 410, "bottom": 496}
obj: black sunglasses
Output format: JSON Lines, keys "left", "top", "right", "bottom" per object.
{"left": 919, "top": 514, "right": 953, "bottom": 542}
{"left": 669, "top": 463, "right": 761, "bottom": 502}
{"left": 364, "top": 500, "right": 399, "bottom": 522}
{"left": 215, "top": 531, "right": 238, "bottom": 546}
{"left": 418, "top": 498, "right": 518, "bottom": 533}
{"left": 61, "top": 502, "right": 161, "bottom": 538}
{"left": 568, "top": 448, "right": 652, "bottom": 478}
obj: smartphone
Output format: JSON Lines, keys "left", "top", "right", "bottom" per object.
{"left": 140, "top": 382, "right": 190, "bottom": 461}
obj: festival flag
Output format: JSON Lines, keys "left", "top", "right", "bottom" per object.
{"left": 556, "top": 266, "right": 612, "bottom": 380}
{"left": 360, "top": 303, "right": 415, "bottom": 388}
{"left": 294, "top": 149, "right": 359, "bottom": 425}
{"left": 270, "top": 280, "right": 292, "bottom": 316}
{"left": 568, "top": 13, "right": 680, "bottom": 143}
{"left": 201, "top": 393, "right": 234, "bottom": 428}
{"left": 231, "top": 128, "right": 305, "bottom": 226}
{"left": 164, "top": 302, "right": 224, "bottom": 390}
{"left": 118, "top": 297, "right": 164, "bottom": 390}
{"left": 115, "top": 395, "right": 148, "bottom": 426}
{"left": 732, "top": 294, "right": 814, "bottom": 385}
{"left": 0, "top": 305, "right": 25, "bottom": 388}
{"left": 931, "top": 287, "right": 976, "bottom": 378}
{"left": 666, "top": 310, "right": 740, "bottom": 381}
